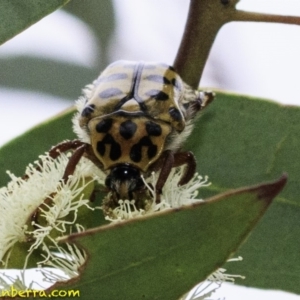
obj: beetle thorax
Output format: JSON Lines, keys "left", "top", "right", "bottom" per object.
{"left": 88, "top": 113, "right": 172, "bottom": 172}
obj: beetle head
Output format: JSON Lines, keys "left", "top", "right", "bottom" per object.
{"left": 105, "top": 164, "right": 145, "bottom": 201}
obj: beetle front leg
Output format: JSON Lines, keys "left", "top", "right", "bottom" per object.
{"left": 50, "top": 141, "right": 101, "bottom": 179}
{"left": 173, "top": 151, "right": 197, "bottom": 186}
{"left": 151, "top": 150, "right": 197, "bottom": 203}
{"left": 22, "top": 140, "right": 86, "bottom": 180}
{"left": 30, "top": 142, "right": 94, "bottom": 227}
{"left": 61, "top": 144, "right": 87, "bottom": 182}
{"left": 153, "top": 150, "right": 174, "bottom": 203}
{"left": 48, "top": 140, "right": 86, "bottom": 159}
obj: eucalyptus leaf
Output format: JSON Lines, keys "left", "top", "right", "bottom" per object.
{"left": 0, "top": 107, "right": 75, "bottom": 187}
{"left": 47, "top": 176, "right": 285, "bottom": 300}
{"left": 188, "top": 93, "right": 300, "bottom": 294}
{"left": 4, "top": 242, "right": 42, "bottom": 270}
{"left": 65, "top": 0, "right": 115, "bottom": 68}
{"left": 0, "top": 0, "right": 70, "bottom": 45}
{"left": 0, "top": 57, "right": 97, "bottom": 99}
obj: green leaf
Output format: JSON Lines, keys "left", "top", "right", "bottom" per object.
{"left": 4, "top": 241, "right": 42, "bottom": 270}
{"left": 65, "top": 0, "right": 115, "bottom": 68}
{"left": 0, "top": 107, "right": 75, "bottom": 187}
{"left": 0, "top": 1, "right": 116, "bottom": 99}
{"left": 0, "top": 0, "right": 70, "bottom": 45}
{"left": 185, "top": 92, "right": 300, "bottom": 294}
{"left": 0, "top": 57, "right": 97, "bottom": 99}
{"left": 48, "top": 176, "right": 285, "bottom": 300}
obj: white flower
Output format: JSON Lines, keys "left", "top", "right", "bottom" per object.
{"left": 38, "top": 240, "right": 87, "bottom": 282}
{"left": 182, "top": 257, "right": 245, "bottom": 300}
{"left": 104, "top": 166, "right": 210, "bottom": 222}
{"left": 0, "top": 273, "right": 29, "bottom": 291}
{"left": 0, "top": 150, "right": 105, "bottom": 287}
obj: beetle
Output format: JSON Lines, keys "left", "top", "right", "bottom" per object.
{"left": 49, "top": 60, "right": 213, "bottom": 207}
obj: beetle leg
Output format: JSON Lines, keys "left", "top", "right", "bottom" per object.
{"left": 48, "top": 140, "right": 85, "bottom": 159}
{"left": 30, "top": 145, "right": 87, "bottom": 227}
{"left": 154, "top": 150, "right": 174, "bottom": 203}
{"left": 151, "top": 150, "right": 197, "bottom": 203}
{"left": 50, "top": 140, "right": 101, "bottom": 176}
{"left": 29, "top": 141, "right": 95, "bottom": 227}
{"left": 173, "top": 151, "right": 197, "bottom": 186}
{"left": 30, "top": 193, "right": 55, "bottom": 230}
{"left": 61, "top": 144, "right": 87, "bottom": 182}
{"left": 22, "top": 140, "right": 86, "bottom": 181}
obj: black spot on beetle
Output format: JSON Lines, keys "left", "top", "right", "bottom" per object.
{"left": 145, "top": 90, "right": 169, "bottom": 101}
{"left": 146, "top": 121, "right": 162, "bottom": 136}
{"left": 130, "top": 144, "right": 142, "bottom": 162}
{"left": 99, "top": 88, "right": 123, "bottom": 99}
{"left": 119, "top": 120, "right": 137, "bottom": 139}
{"left": 169, "top": 107, "right": 182, "bottom": 121}
{"left": 97, "top": 141, "right": 106, "bottom": 156}
{"left": 147, "top": 144, "right": 157, "bottom": 159}
{"left": 130, "top": 136, "right": 154, "bottom": 162}
{"left": 110, "top": 142, "right": 122, "bottom": 161}
{"left": 140, "top": 136, "right": 153, "bottom": 146}
{"left": 171, "top": 78, "right": 181, "bottom": 90}
{"left": 154, "top": 91, "right": 169, "bottom": 101}
{"left": 96, "top": 119, "right": 113, "bottom": 133}
{"left": 97, "top": 134, "right": 121, "bottom": 161}
{"left": 81, "top": 104, "right": 95, "bottom": 117}
{"left": 163, "top": 76, "right": 171, "bottom": 84}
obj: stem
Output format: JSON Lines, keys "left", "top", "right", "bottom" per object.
{"left": 174, "top": 0, "right": 300, "bottom": 89}
{"left": 174, "top": 0, "right": 235, "bottom": 89}
{"left": 233, "top": 10, "right": 300, "bottom": 25}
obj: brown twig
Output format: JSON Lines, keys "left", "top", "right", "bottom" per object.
{"left": 233, "top": 10, "right": 300, "bottom": 25}
{"left": 174, "top": 0, "right": 300, "bottom": 89}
